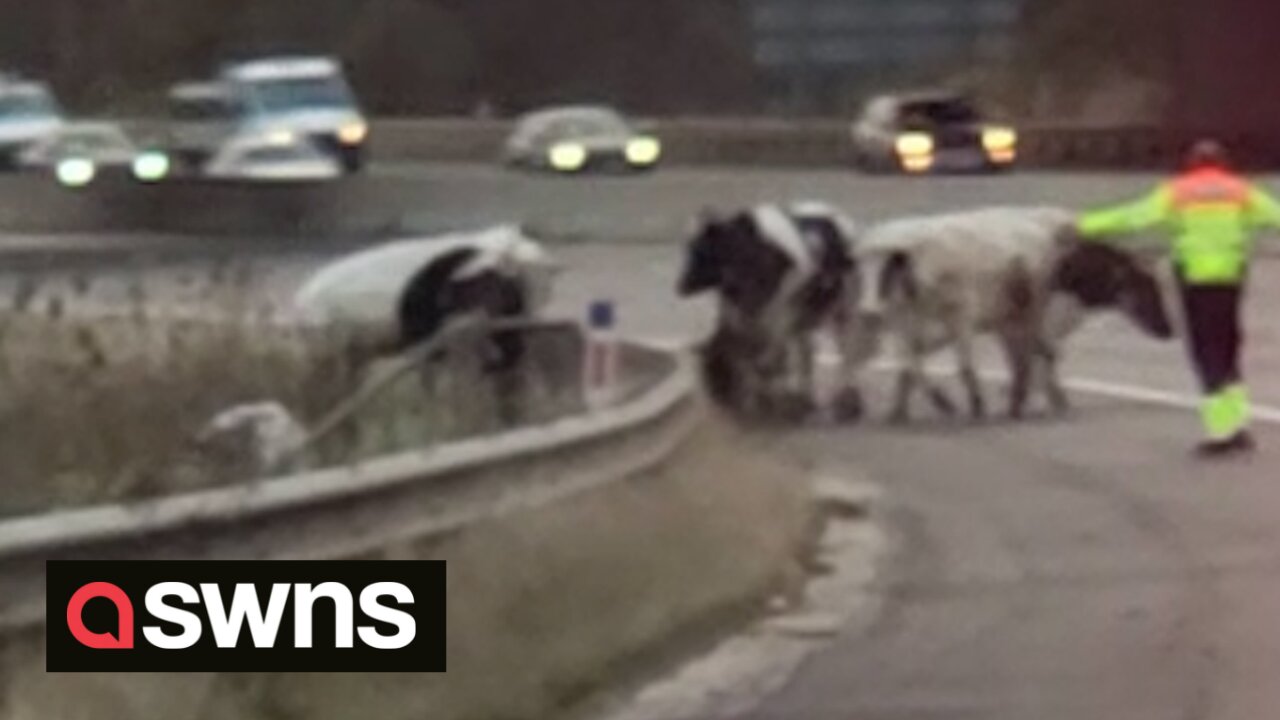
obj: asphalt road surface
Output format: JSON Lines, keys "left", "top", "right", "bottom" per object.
{"left": 8, "top": 165, "right": 1280, "bottom": 719}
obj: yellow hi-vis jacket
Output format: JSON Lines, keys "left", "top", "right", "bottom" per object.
{"left": 1078, "top": 167, "right": 1280, "bottom": 284}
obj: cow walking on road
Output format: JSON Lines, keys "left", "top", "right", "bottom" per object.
{"left": 678, "top": 202, "right": 867, "bottom": 421}
{"left": 854, "top": 207, "right": 1175, "bottom": 422}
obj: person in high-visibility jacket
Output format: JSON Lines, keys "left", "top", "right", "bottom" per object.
{"left": 1077, "top": 140, "right": 1280, "bottom": 456}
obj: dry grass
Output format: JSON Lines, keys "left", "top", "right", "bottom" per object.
{"left": 0, "top": 306, "right": 363, "bottom": 517}
{"left": 0, "top": 270, "right": 588, "bottom": 518}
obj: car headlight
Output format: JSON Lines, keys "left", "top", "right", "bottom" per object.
{"left": 982, "top": 127, "right": 1017, "bottom": 152}
{"left": 625, "top": 136, "right": 661, "bottom": 165}
{"left": 56, "top": 158, "right": 96, "bottom": 187}
{"left": 895, "top": 132, "right": 934, "bottom": 157}
{"left": 548, "top": 142, "right": 588, "bottom": 171}
{"left": 338, "top": 121, "right": 368, "bottom": 145}
{"left": 132, "top": 151, "right": 170, "bottom": 182}
{"left": 266, "top": 128, "right": 296, "bottom": 146}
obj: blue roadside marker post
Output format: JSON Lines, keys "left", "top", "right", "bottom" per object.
{"left": 585, "top": 300, "right": 619, "bottom": 409}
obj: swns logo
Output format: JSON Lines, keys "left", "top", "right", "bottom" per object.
{"left": 47, "top": 561, "right": 445, "bottom": 672}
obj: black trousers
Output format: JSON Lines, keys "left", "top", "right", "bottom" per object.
{"left": 1178, "top": 280, "right": 1244, "bottom": 394}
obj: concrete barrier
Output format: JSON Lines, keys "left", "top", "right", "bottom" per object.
{"left": 0, "top": 344, "right": 812, "bottom": 720}
{"left": 0, "top": 175, "right": 405, "bottom": 236}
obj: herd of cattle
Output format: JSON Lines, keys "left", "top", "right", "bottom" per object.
{"left": 288, "top": 203, "right": 1176, "bottom": 430}
{"left": 677, "top": 203, "right": 1173, "bottom": 422}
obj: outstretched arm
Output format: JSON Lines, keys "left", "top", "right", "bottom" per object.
{"left": 1247, "top": 184, "right": 1280, "bottom": 231}
{"left": 1077, "top": 186, "right": 1173, "bottom": 240}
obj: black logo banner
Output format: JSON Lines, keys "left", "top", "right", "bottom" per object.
{"left": 47, "top": 560, "right": 446, "bottom": 672}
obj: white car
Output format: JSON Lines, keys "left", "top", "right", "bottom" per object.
{"left": 164, "top": 56, "right": 369, "bottom": 175}
{"left": 222, "top": 56, "right": 368, "bottom": 173}
{"left": 203, "top": 132, "right": 342, "bottom": 182}
{"left": 0, "top": 80, "right": 64, "bottom": 169}
{"left": 503, "top": 105, "right": 661, "bottom": 174}
{"left": 851, "top": 91, "right": 1017, "bottom": 174}
{"left": 17, "top": 122, "right": 169, "bottom": 187}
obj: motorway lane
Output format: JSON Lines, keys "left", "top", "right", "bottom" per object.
{"left": 371, "top": 163, "right": 1180, "bottom": 241}
{"left": 742, "top": 400, "right": 1280, "bottom": 720}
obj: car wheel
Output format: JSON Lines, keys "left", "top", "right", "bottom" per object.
{"left": 338, "top": 146, "right": 364, "bottom": 174}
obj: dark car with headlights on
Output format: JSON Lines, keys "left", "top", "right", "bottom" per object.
{"left": 503, "top": 106, "right": 661, "bottom": 174}
{"left": 851, "top": 91, "right": 1016, "bottom": 174}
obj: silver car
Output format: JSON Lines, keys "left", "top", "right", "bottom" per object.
{"left": 203, "top": 131, "right": 341, "bottom": 183}
{"left": 851, "top": 91, "right": 1017, "bottom": 174}
{"left": 0, "top": 79, "right": 64, "bottom": 169}
{"left": 503, "top": 105, "right": 661, "bottom": 174}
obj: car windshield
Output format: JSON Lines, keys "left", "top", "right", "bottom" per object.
{"left": 59, "top": 132, "right": 130, "bottom": 153}
{"left": 900, "top": 98, "right": 980, "bottom": 129}
{"left": 171, "top": 98, "right": 233, "bottom": 120}
{"left": 0, "top": 90, "right": 57, "bottom": 118}
{"left": 36, "top": 128, "right": 132, "bottom": 159}
{"left": 546, "top": 111, "right": 631, "bottom": 139}
{"left": 245, "top": 76, "right": 354, "bottom": 113}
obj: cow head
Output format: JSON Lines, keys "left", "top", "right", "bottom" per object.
{"left": 1052, "top": 243, "right": 1174, "bottom": 339}
{"left": 677, "top": 213, "right": 734, "bottom": 297}
{"left": 677, "top": 212, "right": 791, "bottom": 318}
{"left": 398, "top": 230, "right": 558, "bottom": 372}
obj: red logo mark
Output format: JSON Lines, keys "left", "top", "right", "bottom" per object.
{"left": 66, "top": 582, "right": 134, "bottom": 649}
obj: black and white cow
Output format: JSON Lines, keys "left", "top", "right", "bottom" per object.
{"left": 855, "top": 207, "right": 1173, "bottom": 421}
{"left": 294, "top": 224, "right": 558, "bottom": 374}
{"left": 678, "top": 201, "right": 866, "bottom": 420}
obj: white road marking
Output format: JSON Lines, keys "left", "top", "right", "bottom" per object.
{"left": 655, "top": 335, "right": 1280, "bottom": 425}
{"left": 909, "top": 359, "right": 1280, "bottom": 427}
{"left": 1060, "top": 376, "right": 1280, "bottom": 425}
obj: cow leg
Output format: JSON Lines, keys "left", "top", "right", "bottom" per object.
{"left": 999, "top": 261, "right": 1046, "bottom": 420}
{"left": 952, "top": 316, "right": 986, "bottom": 420}
{"left": 1036, "top": 335, "right": 1071, "bottom": 414}
{"left": 830, "top": 317, "right": 867, "bottom": 423}
{"left": 899, "top": 349, "right": 957, "bottom": 419}
{"left": 771, "top": 336, "right": 816, "bottom": 421}
{"left": 890, "top": 334, "right": 938, "bottom": 423}
{"left": 920, "top": 314, "right": 961, "bottom": 419}
{"left": 924, "top": 375, "right": 959, "bottom": 418}
{"left": 1000, "top": 330, "right": 1035, "bottom": 419}
{"left": 889, "top": 365, "right": 917, "bottom": 424}
{"left": 888, "top": 314, "right": 957, "bottom": 422}
{"left": 792, "top": 334, "right": 815, "bottom": 398}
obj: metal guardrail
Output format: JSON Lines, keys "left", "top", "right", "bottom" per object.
{"left": 0, "top": 337, "right": 697, "bottom": 630}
